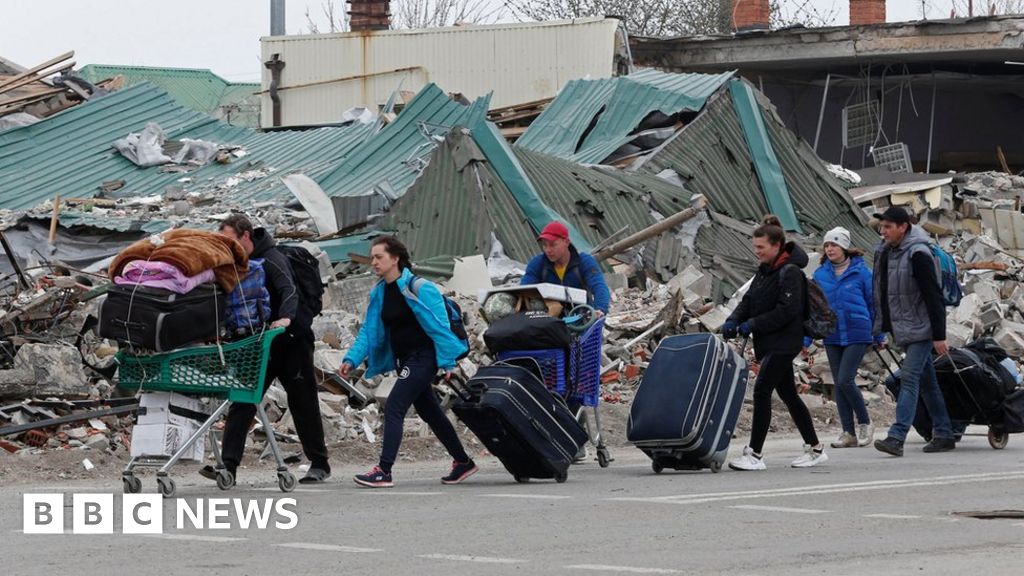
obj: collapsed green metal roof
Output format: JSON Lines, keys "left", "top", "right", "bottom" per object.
{"left": 636, "top": 81, "right": 875, "bottom": 250}
{"left": 516, "top": 69, "right": 736, "bottom": 164}
{"left": 381, "top": 127, "right": 694, "bottom": 266}
{"left": 0, "top": 82, "right": 489, "bottom": 212}
{"left": 79, "top": 64, "right": 260, "bottom": 127}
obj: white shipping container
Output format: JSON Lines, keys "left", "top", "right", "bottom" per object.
{"left": 260, "top": 17, "right": 622, "bottom": 127}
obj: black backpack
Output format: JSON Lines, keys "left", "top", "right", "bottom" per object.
{"left": 780, "top": 265, "right": 837, "bottom": 340}
{"left": 277, "top": 244, "right": 325, "bottom": 329}
{"left": 410, "top": 275, "right": 470, "bottom": 360}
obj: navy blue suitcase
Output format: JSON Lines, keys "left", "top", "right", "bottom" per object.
{"left": 627, "top": 333, "right": 748, "bottom": 473}
{"left": 452, "top": 361, "right": 587, "bottom": 483}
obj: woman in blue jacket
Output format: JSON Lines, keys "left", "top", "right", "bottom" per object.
{"left": 340, "top": 236, "right": 476, "bottom": 487}
{"left": 807, "top": 227, "right": 880, "bottom": 448}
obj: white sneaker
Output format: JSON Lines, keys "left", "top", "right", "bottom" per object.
{"left": 857, "top": 423, "right": 875, "bottom": 447}
{"left": 791, "top": 445, "right": 829, "bottom": 468}
{"left": 728, "top": 446, "right": 766, "bottom": 471}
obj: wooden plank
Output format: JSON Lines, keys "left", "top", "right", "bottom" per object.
{"left": 0, "top": 61, "right": 75, "bottom": 97}
{"left": 0, "top": 86, "right": 64, "bottom": 107}
{"left": 0, "top": 51, "right": 74, "bottom": 92}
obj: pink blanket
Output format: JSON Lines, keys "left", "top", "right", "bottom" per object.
{"left": 114, "top": 260, "right": 217, "bottom": 294}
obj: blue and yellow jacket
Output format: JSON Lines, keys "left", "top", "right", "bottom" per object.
{"left": 521, "top": 245, "right": 611, "bottom": 313}
{"left": 344, "top": 268, "right": 468, "bottom": 378}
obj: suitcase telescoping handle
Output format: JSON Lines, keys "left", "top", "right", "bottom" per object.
{"left": 873, "top": 345, "right": 902, "bottom": 379}
{"left": 441, "top": 373, "right": 478, "bottom": 402}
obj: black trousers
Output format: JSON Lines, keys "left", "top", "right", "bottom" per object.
{"left": 379, "top": 348, "right": 469, "bottom": 472}
{"left": 221, "top": 331, "right": 329, "bottom": 471}
{"left": 750, "top": 352, "right": 820, "bottom": 454}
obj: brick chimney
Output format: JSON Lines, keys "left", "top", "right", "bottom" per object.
{"left": 348, "top": 0, "right": 390, "bottom": 31}
{"left": 732, "top": 0, "right": 770, "bottom": 32}
{"left": 850, "top": 0, "right": 886, "bottom": 26}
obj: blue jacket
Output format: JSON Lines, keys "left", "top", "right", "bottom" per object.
{"left": 521, "top": 245, "right": 611, "bottom": 313}
{"left": 344, "top": 268, "right": 468, "bottom": 378}
{"left": 806, "top": 256, "right": 881, "bottom": 347}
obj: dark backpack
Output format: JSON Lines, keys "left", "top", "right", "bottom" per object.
{"left": 410, "top": 275, "right": 470, "bottom": 360}
{"left": 277, "top": 244, "right": 324, "bottom": 329}
{"left": 781, "top": 266, "right": 837, "bottom": 339}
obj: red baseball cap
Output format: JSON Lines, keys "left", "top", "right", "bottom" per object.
{"left": 538, "top": 221, "right": 569, "bottom": 242}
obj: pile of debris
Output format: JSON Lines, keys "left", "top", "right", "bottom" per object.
{"left": 0, "top": 51, "right": 117, "bottom": 129}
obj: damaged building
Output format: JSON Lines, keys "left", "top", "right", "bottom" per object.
{"left": 631, "top": 2, "right": 1024, "bottom": 174}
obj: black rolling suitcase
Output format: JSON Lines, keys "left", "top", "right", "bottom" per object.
{"left": 97, "top": 284, "right": 226, "bottom": 352}
{"left": 452, "top": 361, "right": 587, "bottom": 483}
{"left": 627, "top": 333, "right": 748, "bottom": 473}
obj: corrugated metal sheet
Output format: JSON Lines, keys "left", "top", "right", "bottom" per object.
{"left": 79, "top": 65, "right": 260, "bottom": 127}
{"left": 516, "top": 69, "right": 736, "bottom": 164}
{"left": 259, "top": 17, "right": 620, "bottom": 126}
{"left": 316, "top": 83, "right": 491, "bottom": 200}
{"left": 381, "top": 128, "right": 694, "bottom": 267}
{"left": 637, "top": 83, "right": 876, "bottom": 250}
{"left": 0, "top": 83, "right": 376, "bottom": 210}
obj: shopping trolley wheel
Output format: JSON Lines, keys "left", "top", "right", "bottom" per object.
{"left": 216, "top": 469, "right": 235, "bottom": 490}
{"left": 988, "top": 428, "right": 1009, "bottom": 450}
{"left": 597, "top": 447, "right": 611, "bottom": 468}
{"left": 122, "top": 474, "right": 142, "bottom": 494}
{"left": 278, "top": 471, "right": 297, "bottom": 493}
{"left": 157, "top": 476, "right": 176, "bottom": 498}
{"left": 514, "top": 475, "right": 530, "bottom": 484}
{"left": 554, "top": 472, "right": 568, "bottom": 484}
{"left": 651, "top": 461, "right": 664, "bottom": 474}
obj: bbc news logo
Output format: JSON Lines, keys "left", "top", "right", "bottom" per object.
{"left": 23, "top": 494, "right": 298, "bottom": 534}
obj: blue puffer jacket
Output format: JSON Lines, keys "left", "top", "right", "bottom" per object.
{"left": 344, "top": 268, "right": 468, "bottom": 378}
{"left": 806, "top": 256, "right": 881, "bottom": 347}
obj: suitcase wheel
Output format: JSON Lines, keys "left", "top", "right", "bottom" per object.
{"left": 709, "top": 460, "right": 723, "bottom": 473}
{"left": 651, "top": 461, "right": 664, "bottom": 474}
{"left": 555, "top": 472, "right": 568, "bottom": 484}
{"left": 514, "top": 475, "right": 530, "bottom": 484}
{"left": 988, "top": 428, "right": 1009, "bottom": 450}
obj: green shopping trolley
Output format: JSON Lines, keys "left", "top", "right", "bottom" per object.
{"left": 117, "top": 327, "right": 293, "bottom": 498}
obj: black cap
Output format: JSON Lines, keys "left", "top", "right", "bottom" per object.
{"left": 872, "top": 205, "right": 912, "bottom": 225}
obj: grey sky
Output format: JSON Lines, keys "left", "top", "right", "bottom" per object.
{"left": 0, "top": 1, "right": 979, "bottom": 83}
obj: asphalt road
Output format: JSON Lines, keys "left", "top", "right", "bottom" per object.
{"left": 4, "top": 428, "right": 1024, "bottom": 576}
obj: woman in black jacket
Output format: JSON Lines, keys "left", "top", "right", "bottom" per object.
{"left": 723, "top": 215, "right": 827, "bottom": 471}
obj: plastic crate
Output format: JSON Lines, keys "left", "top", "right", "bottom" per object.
{"left": 115, "top": 328, "right": 283, "bottom": 404}
{"left": 496, "top": 348, "right": 568, "bottom": 394}
{"left": 569, "top": 317, "right": 605, "bottom": 407}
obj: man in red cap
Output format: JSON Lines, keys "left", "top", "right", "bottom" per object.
{"left": 520, "top": 221, "right": 610, "bottom": 316}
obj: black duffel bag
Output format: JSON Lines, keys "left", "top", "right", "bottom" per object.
{"left": 98, "top": 284, "right": 226, "bottom": 352}
{"left": 484, "top": 311, "right": 572, "bottom": 354}
{"left": 1003, "top": 389, "right": 1024, "bottom": 434}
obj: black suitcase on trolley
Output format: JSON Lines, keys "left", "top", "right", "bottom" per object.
{"left": 97, "top": 284, "right": 226, "bottom": 352}
{"left": 452, "top": 361, "right": 587, "bottom": 483}
{"left": 627, "top": 333, "right": 748, "bottom": 473}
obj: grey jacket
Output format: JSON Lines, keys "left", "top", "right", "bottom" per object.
{"left": 872, "top": 225, "right": 941, "bottom": 345}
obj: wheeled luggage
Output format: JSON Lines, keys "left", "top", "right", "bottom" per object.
{"left": 98, "top": 283, "right": 226, "bottom": 352}
{"left": 627, "top": 333, "right": 748, "bottom": 473}
{"left": 451, "top": 360, "right": 587, "bottom": 483}
{"left": 879, "top": 340, "right": 1021, "bottom": 449}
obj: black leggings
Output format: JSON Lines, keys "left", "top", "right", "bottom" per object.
{"left": 750, "top": 352, "right": 820, "bottom": 454}
{"left": 379, "top": 348, "right": 470, "bottom": 473}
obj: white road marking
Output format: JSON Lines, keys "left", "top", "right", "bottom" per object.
{"left": 147, "top": 534, "right": 247, "bottom": 542}
{"left": 359, "top": 491, "right": 444, "bottom": 496}
{"left": 1014, "top": 522, "right": 1024, "bottom": 527}
{"left": 609, "top": 471, "right": 1024, "bottom": 505}
{"left": 864, "top": 514, "right": 922, "bottom": 519}
{"left": 252, "top": 487, "right": 334, "bottom": 492}
{"left": 480, "top": 493, "right": 571, "bottom": 500}
{"left": 419, "top": 553, "right": 524, "bottom": 564}
{"left": 278, "top": 543, "right": 382, "bottom": 553}
{"left": 566, "top": 564, "right": 682, "bottom": 574}
{"left": 730, "top": 504, "right": 829, "bottom": 514}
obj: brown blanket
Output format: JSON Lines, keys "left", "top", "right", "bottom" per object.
{"left": 109, "top": 229, "right": 249, "bottom": 292}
